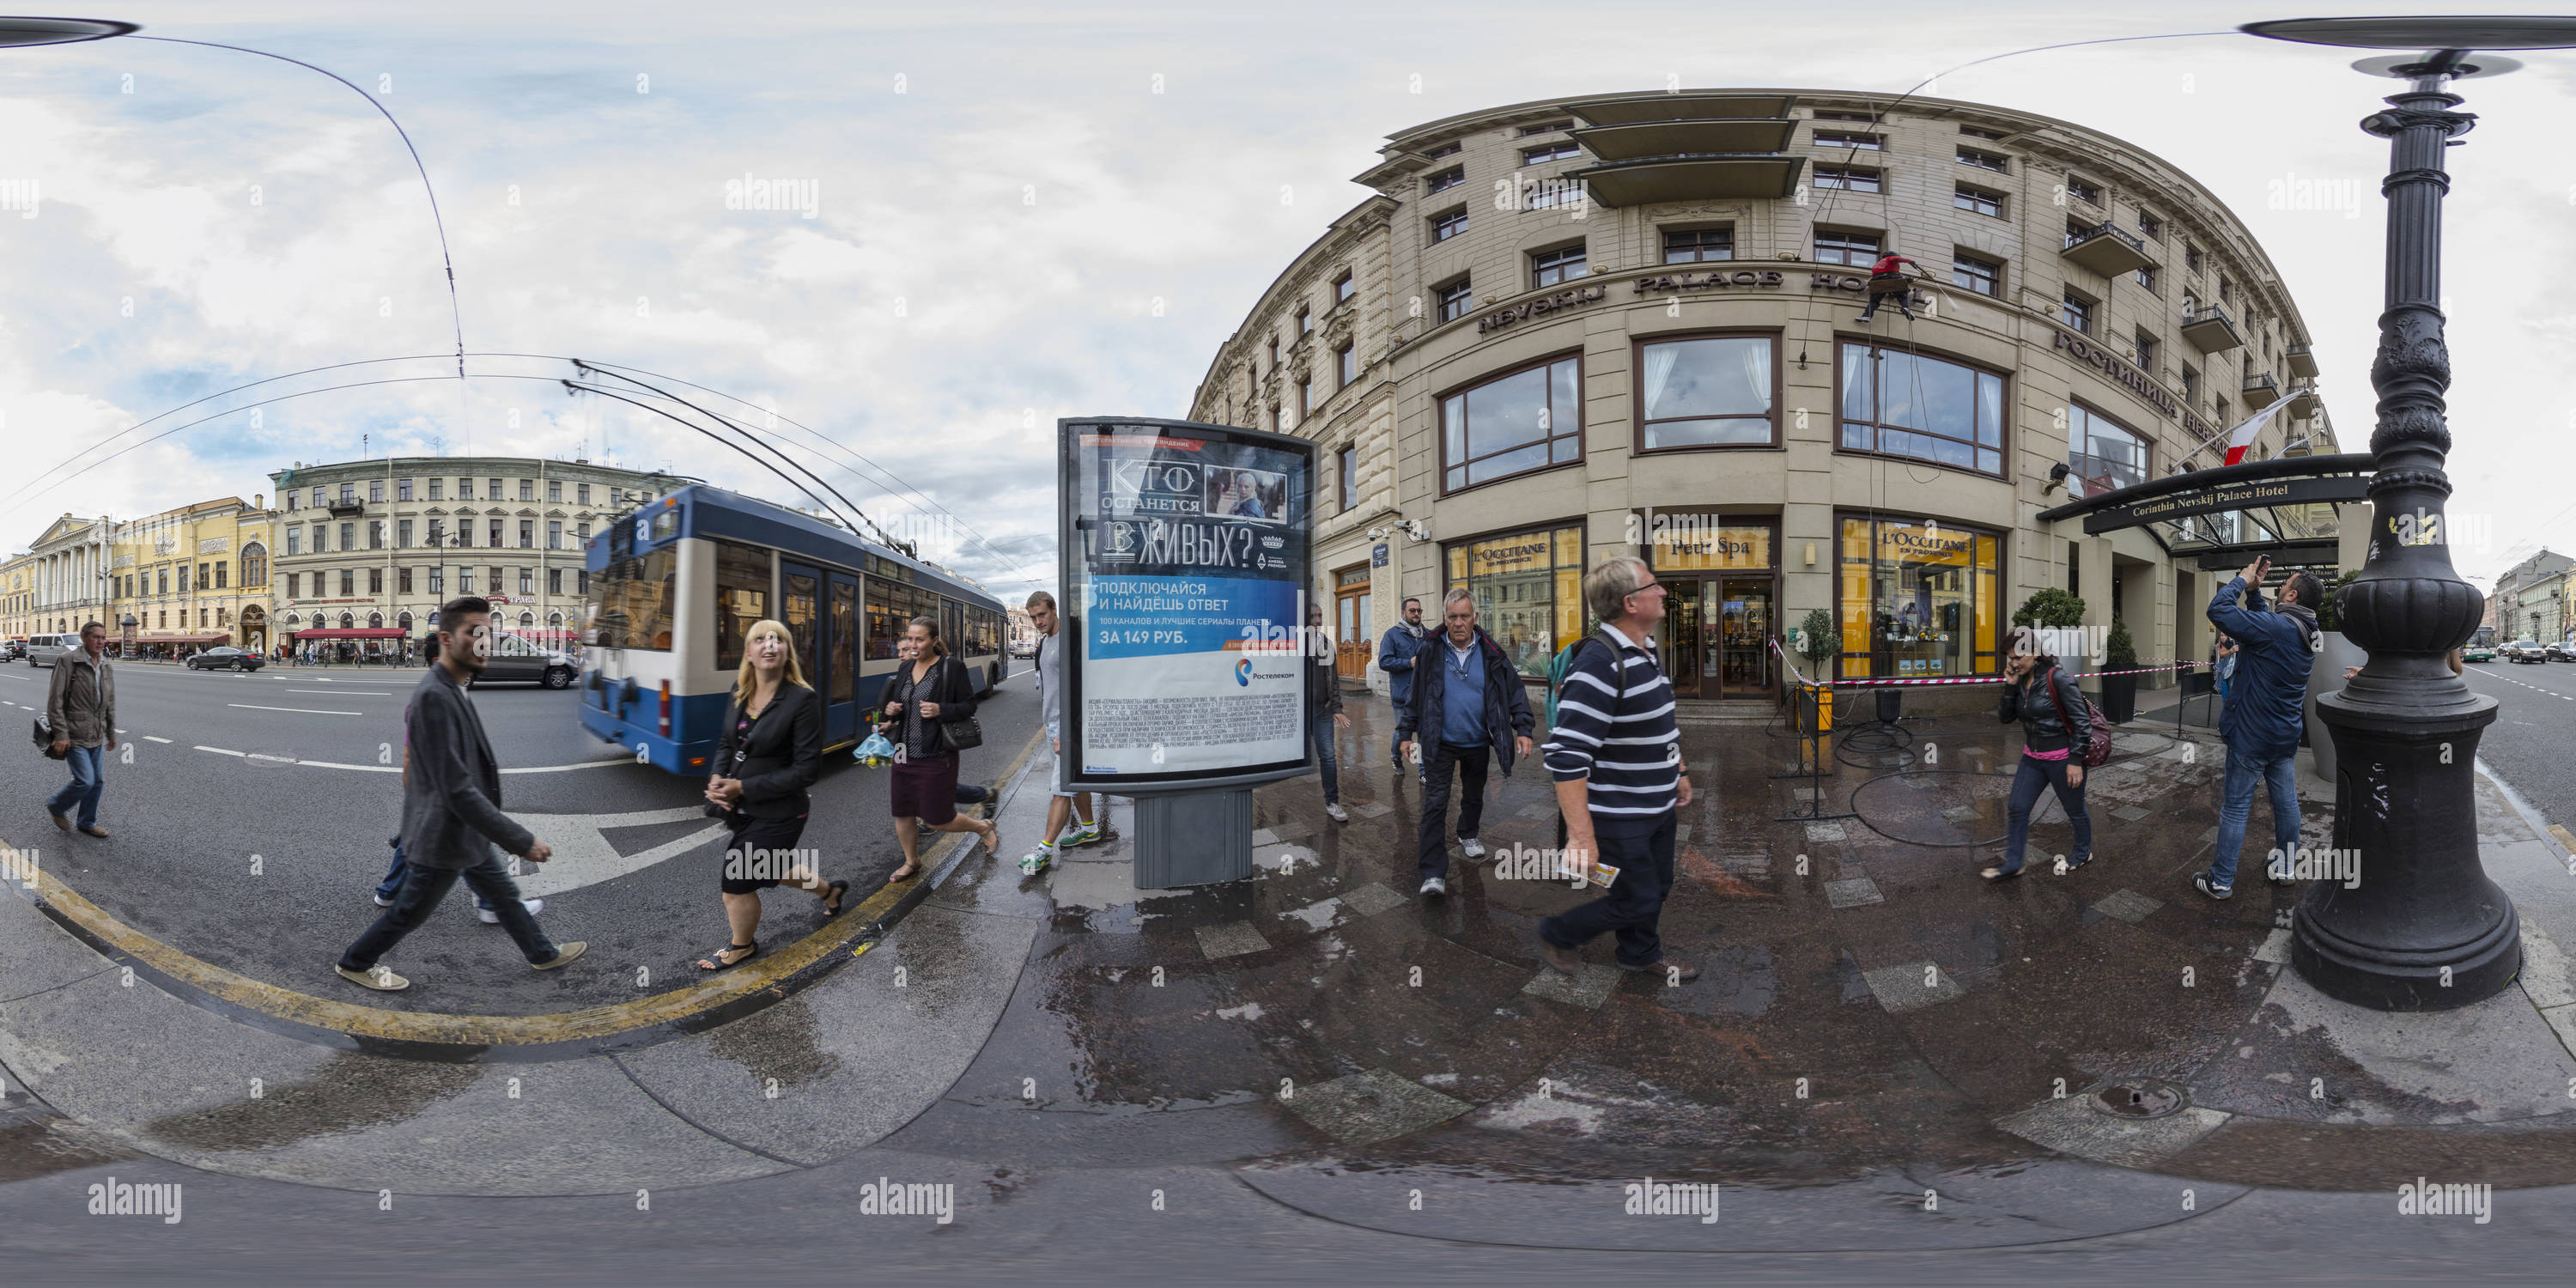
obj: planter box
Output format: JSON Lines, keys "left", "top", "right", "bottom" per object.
{"left": 2099, "top": 672, "right": 2138, "bottom": 724}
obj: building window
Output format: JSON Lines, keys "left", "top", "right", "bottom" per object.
{"left": 2138, "top": 211, "right": 2162, "bottom": 241}
{"left": 192, "top": 563, "right": 204, "bottom": 592}
{"left": 1334, "top": 270, "right": 1354, "bottom": 304}
{"left": 398, "top": 567, "right": 413, "bottom": 594}
{"left": 1838, "top": 516, "right": 2002, "bottom": 680}
{"left": 2062, "top": 291, "right": 2093, "bottom": 334}
{"left": 1444, "top": 524, "right": 1584, "bottom": 680}
{"left": 1637, "top": 334, "right": 1777, "bottom": 450}
{"left": 577, "top": 569, "right": 588, "bottom": 595}
{"left": 1838, "top": 342, "right": 2006, "bottom": 476}
{"left": 1522, "top": 140, "right": 1580, "bottom": 164}
{"left": 1431, "top": 206, "right": 1467, "bottom": 241}
{"left": 1531, "top": 243, "right": 1587, "bottom": 288}
{"left": 1336, "top": 342, "right": 1357, "bottom": 388}
{"left": 1298, "top": 375, "right": 1314, "bottom": 421}
{"left": 519, "top": 568, "right": 534, "bottom": 596}
{"left": 427, "top": 478, "right": 443, "bottom": 501}
{"left": 1662, "top": 228, "right": 1733, "bottom": 263}
{"left": 548, "top": 519, "right": 564, "bottom": 550}
{"left": 398, "top": 477, "right": 413, "bottom": 501}
{"left": 368, "top": 568, "right": 384, "bottom": 595}
{"left": 2063, "top": 174, "right": 2101, "bottom": 205}
{"left": 2136, "top": 263, "right": 2158, "bottom": 291}
{"left": 1958, "top": 146, "right": 2008, "bottom": 172}
{"left": 548, "top": 567, "right": 563, "bottom": 595}
{"left": 1436, "top": 276, "right": 1473, "bottom": 322}
{"left": 2218, "top": 276, "right": 2233, "bottom": 303}
{"left": 1297, "top": 307, "right": 1311, "bottom": 335}
{"left": 1814, "top": 130, "right": 1880, "bottom": 149}
{"left": 427, "top": 519, "right": 446, "bottom": 548}
{"left": 215, "top": 561, "right": 228, "bottom": 589}
{"left": 339, "top": 522, "right": 355, "bottom": 552}
{"left": 2214, "top": 396, "right": 2231, "bottom": 426}
{"left": 2069, "top": 404, "right": 2148, "bottom": 498}
{"left": 1425, "top": 165, "right": 1464, "bottom": 195}
{"left": 519, "top": 519, "right": 534, "bottom": 549}
{"left": 286, "top": 572, "right": 300, "bottom": 598}
{"left": 428, "top": 566, "right": 444, "bottom": 596}
{"left": 1517, "top": 118, "right": 1573, "bottom": 136}
{"left": 1439, "top": 355, "right": 1583, "bottom": 493}
{"left": 286, "top": 529, "right": 301, "bottom": 556}
{"left": 2181, "top": 365, "right": 2200, "bottom": 402}
{"left": 241, "top": 544, "right": 264, "bottom": 586}
{"left": 369, "top": 521, "right": 385, "bottom": 550}
{"left": 1953, "top": 185, "right": 2002, "bottom": 217}
{"left": 577, "top": 520, "right": 592, "bottom": 543}
{"left": 489, "top": 519, "right": 504, "bottom": 547}
{"left": 544, "top": 479, "right": 561, "bottom": 503}
{"left": 1338, "top": 445, "right": 1357, "bottom": 512}
{"left": 1814, "top": 228, "right": 1880, "bottom": 266}
{"left": 1953, "top": 252, "right": 2002, "bottom": 296}
{"left": 2184, "top": 243, "right": 2203, "bottom": 272}
{"left": 1424, "top": 139, "right": 1461, "bottom": 159}
{"left": 338, "top": 483, "right": 355, "bottom": 505}
{"left": 2136, "top": 331, "right": 2160, "bottom": 371}
{"left": 489, "top": 478, "right": 504, "bottom": 500}
{"left": 459, "top": 567, "right": 473, "bottom": 595}
{"left": 458, "top": 477, "right": 473, "bottom": 500}
{"left": 1813, "top": 164, "right": 1881, "bottom": 193}
{"left": 284, "top": 489, "right": 299, "bottom": 510}
{"left": 369, "top": 480, "right": 384, "bottom": 503}
{"left": 394, "top": 518, "right": 410, "bottom": 547}
{"left": 340, "top": 569, "right": 355, "bottom": 596}
{"left": 489, "top": 566, "right": 505, "bottom": 596}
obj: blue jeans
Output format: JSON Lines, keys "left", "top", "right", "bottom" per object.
{"left": 2211, "top": 747, "right": 2300, "bottom": 890}
{"left": 2001, "top": 754, "right": 2091, "bottom": 873}
{"left": 341, "top": 845, "right": 555, "bottom": 970}
{"left": 47, "top": 744, "right": 106, "bottom": 829}
{"left": 1308, "top": 711, "right": 1340, "bottom": 805}
{"left": 377, "top": 836, "right": 495, "bottom": 911}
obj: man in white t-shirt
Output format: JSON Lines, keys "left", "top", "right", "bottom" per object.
{"left": 1021, "top": 590, "right": 1101, "bottom": 874}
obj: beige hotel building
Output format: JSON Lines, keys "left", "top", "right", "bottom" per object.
{"left": 1189, "top": 88, "right": 2340, "bottom": 706}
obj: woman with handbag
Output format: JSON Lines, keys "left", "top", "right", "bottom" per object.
{"left": 696, "top": 619, "right": 848, "bottom": 971}
{"left": 1984, "top": 625, "right": 2095, "bottom": 882}
{"left": 881, "top": 614, "right": 1000, "bottom": 882}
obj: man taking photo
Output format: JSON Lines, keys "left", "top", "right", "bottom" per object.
{"left": 2198, "top": 555, "right": 2321, "bottom": 900}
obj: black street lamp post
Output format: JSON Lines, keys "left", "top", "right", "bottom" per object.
{"left": 2245, "top": 18, "right": 2576, "bottom": 1009}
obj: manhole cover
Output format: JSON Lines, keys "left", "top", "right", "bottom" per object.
{"left": 2092, "top": 1080, "right": 2186, "bottom": 1119}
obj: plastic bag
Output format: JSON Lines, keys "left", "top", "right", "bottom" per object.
{"left": 854, "top": 729, "right": 896, "bottom": 767}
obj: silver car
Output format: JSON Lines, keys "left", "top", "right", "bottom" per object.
{"left": 475, "top": 632, "right": 580, "bottom": 689}
{"left": 24, "top": 634, "right": 77, "bottom": 667}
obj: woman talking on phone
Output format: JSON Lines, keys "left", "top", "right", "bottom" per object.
{"left": 881, "top": 615, "right": 1001, "bottom": 881}
{"left": 696, "top": 619, "right": 848, "bottom": 971}
{"left": 1984, "top": 625, "right": 2094, "bottom": 882}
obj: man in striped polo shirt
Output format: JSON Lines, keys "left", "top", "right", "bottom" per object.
{"left": 1537, "top": 556, "right": 1698, "bottom": 981}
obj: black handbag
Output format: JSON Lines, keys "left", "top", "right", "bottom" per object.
{"left": 32, "top": 714, "right": 67, "bottom": 760}
{"left": 936, "top": 657, "right": 983, "bottom": 751}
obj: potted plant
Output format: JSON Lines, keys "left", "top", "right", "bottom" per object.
{"left": 2099, "top": 618, "right": 2139, "bottom": 723}
{"left": 2011, "top": 587, "right": 2087, "bottom": 633}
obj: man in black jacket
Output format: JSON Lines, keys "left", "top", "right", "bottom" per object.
{"left": 1398, "top": 589, "right": 1535, "bottom": 897}
{"left": 1305, "top": 604, "right": 1352, "bottom": 822}
{"left": 335, "top": 597, "right": 584, "bottom": 991}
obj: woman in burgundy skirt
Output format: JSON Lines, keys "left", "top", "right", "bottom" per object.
{"left": 882, "top": 615, "right": 999, "bottom": 880}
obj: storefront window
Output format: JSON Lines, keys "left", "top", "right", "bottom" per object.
{"left": 1445, "top": 523, "right": 1584, "bottom": 679}
{"left": 2068, "top": 404, "right": 2147, "bottom": 498}
{"left": 1637, "top": 335, "right": 1776, "bottom": 449}
{"left": 1440, "top": 356, "right": 1582, "bottom": 493}
{"left": 1838, "top": 517, "right": 2000, "bottom": 679}
{"left": 1838, "top": 342, "right": 2007, "bottom": 476}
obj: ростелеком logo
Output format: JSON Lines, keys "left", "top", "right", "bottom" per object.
{"left": 1235, "top": 659, "right": 1253, "bottom": 686}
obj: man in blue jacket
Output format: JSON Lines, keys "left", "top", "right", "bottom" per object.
{"left": 1377, "top": 597, "right": 1429, "bottom": 780}
{"left": 1398, "top": 589, "right": 1535, "bottom": 897}
{"left": 2199, "top": 555, "right": 2321, "bottom": 900}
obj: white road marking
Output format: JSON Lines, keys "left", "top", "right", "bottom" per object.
{"left": 516, "top": 805, "right": 730, "bottom": 897}
{"left": 291, "top": 690, "right": 389, "bottom": 696}
{"left": 228, "top": 703, "right": 362, "bottom": 716}
{"left": 501, "top": 757, "right": 630, "bottom": 775}
{"left": 195, "top": 745, "right": 243, "bottom": 756}
{"left": 284, "top": 760, "right": 400, "bottom": 773}
{"left": 143, "top": 736, "right": 172, "bottom": 744}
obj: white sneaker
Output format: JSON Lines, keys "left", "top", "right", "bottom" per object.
{"left": 373, "top": 893, "right": 395, "bottom": 908}
{"left": 1325, "top": 803, "right": 1349, "bottom": 823}
{"left": 478, "top": 897, "right": 543, "bottom": 924}
{"left": 1460, "top": 838, "right": 1486, "bottom": 860}
{"left": 1419, "top": 877, "right": 1447, "bottom": 897}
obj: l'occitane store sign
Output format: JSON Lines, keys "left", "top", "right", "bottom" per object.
{"left": 1877, "top": 523, "right": 1975, "bottom": 566}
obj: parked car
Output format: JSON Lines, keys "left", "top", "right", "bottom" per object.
{"left": 0, "top": 640, "right": 21, "bottom": 661}
{"left": 2504, "top": 640, "right": 2547, "bottom": 664}
{"left": 185, "top": 646, "right": 265, "bottom": 672}
{"left": 2463, "top": 642, "right": 2495, "bottom": 663}
{"left": 2549, "top": 641, "right": 2575, "bottom": 662}
{"left": 474, "top": 632, "right": 580, "bottom": 689}
{"left": 24, "top": 634, "right": 77, "bottom": 667}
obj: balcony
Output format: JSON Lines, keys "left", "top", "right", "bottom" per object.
{"left": 1571, "top": 155, "right": 1806, "bottom": 205}
{"left": 325, "top": 501, "right": 364, "bottom": 518}
{"left": 2180, "top": 304, "right": 2245, "bottom": 354}
{"left": 2061, "top": 222, "right": 2154, "bottom": 277}
{"left": 1572, "top": 118, "right": 1798, "bottom": 159}
{"left": 1562, "top": 93, "right": 1805, "bottom": 207}
{"left": 2287, "top": 385, "right": 2321, "bottom": 418}
{"left": 2285, "top": 342, "right": 2320, "bottom": 379}
{"left": 2242, "top": 373, "right": 2281, "bottom": 410}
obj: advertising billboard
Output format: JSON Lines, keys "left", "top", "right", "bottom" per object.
{"left": 1060, "top": 417, "right": 1314, "bottom": 793}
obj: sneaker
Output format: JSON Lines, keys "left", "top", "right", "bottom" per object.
{"left": 373, "top": 892, "right": 396, "bottom": 908}
{"left": 2195, "top": 874, "right": 2233, "bottom": 901}
{"left": 1019, "top": 844, "right": 1054, "bottom": 877}
{"left": 1539, "top": 940, "right": 1581, "bottom": 975}
{"left": 531, "top": 942, "right": 587, "bottom": 970}
{"left": 1060, "top": 821, "right": 1104, "bottom": 848}
{"left": 1460, "top": 837, "right": 1485, "bottom": 860}
{"left": 336, "top": 963, "right": 410, "bottom": 992}
{"left": 478, "top": 897, "right": 544, "bottom": 924}
{"left": 1325, "top": 803, "right": 1349, "bottom": 823}
{"left": 2267, "top": 861, "right": 2297, "bottom": 886}
{"left": 1419, "top": 877, "right": 1447, "bottom": 897}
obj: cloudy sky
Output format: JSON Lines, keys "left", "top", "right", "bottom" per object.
{"left": 3, "top": 0, "right": 2571, "bottom": 594}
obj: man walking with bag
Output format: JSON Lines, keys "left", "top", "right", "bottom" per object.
{"left": 2198, "top": 556, "right": 2320, "bottom": 900}
{"left": 335, "top": 596, "right": 583, "bottom": 990}
{"left": 1536, "top": 559, "right": 1698, "bottom": 981}
{"left": 1397, "top": 590, "right": 1533, "bottom": 897}
{"left": 43, "top": 623, "right": 116, "bottom": 838}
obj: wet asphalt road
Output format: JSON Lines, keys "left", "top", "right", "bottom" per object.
{"left": 2463, "top": 657, "right": 2576, "bottom": 835}
{"left": 0, "top": 659, "right": 1039, "bottom": 1014}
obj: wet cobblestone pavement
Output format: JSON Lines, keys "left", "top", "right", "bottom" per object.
{"left": 884, "top": 693, "right": 2576, "bottom": 1210}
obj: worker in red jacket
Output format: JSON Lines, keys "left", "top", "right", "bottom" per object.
{"left": 1855, "top": 252, "right": 1921, "bottom": 322}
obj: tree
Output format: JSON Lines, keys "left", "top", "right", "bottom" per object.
{"left": 1798, "top": 607, "right": 1837, "bottom": 672}
{"left": 2105, "top": 617, "right": 2138, "bottom": 671}
{"left": 2012, "top": 587, "right": 2087, "bottom": 629}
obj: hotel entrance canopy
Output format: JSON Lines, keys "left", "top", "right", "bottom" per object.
{"left": 2035, "top": 453, "right": 2372, "bottom": 570}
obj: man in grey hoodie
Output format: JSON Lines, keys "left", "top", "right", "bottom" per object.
{"left": 335, "top": 597, "right": 584, "bottom": 991}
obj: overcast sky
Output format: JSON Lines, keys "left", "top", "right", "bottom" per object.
{"left": 3, "top": 0, "right": 2571, "bottom": 593}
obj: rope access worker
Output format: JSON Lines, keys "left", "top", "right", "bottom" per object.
{"left": 1854, "top": 251, "right": 1922, "bottom": 322}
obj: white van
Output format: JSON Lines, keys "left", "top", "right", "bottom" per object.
{"left": 25, "top": 634, "right": 78, "bottom": 667}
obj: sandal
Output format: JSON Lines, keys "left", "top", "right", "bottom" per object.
{"left": 980, "top": 821, "right": 1002, "bottom": 856}
{"left": 888, "top": 863, "right": 920, "bottom": 884}
{"left": 1980, "top": 864, "right": 2024, "bottom": 881}
{"left": 696, "top": 941, "right": 758, "bottom": 971}
{"left": 820, "top": 880, "right": 851, "bottom": 919}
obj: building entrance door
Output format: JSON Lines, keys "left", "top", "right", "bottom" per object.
{"left": 1716, "top": 576, "right": 1775, "bottom": 698}
{"left": 1658, "top": 579, "right": 1706, "bottom": 699}
{"left": 1334, "top": 564, "right": 1372, "bottom": 683}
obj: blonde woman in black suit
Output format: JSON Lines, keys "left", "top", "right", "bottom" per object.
{"left": 696, "top": 619, "right": 848, "bottom": 971}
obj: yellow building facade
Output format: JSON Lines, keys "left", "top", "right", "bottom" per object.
{"left": 106, "top": 496, "right": 279, "bottom": 656}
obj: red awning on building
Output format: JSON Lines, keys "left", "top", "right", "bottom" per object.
{"left": 288, "top": 628, "right": 409, "bottom": 640}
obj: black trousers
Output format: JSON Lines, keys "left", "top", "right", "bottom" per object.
{"left": 1419, "top": 742, "right": 1490, "bottom": 879}
{"left": 1538, "top": 813, "right": 1678, "bottom": 969}
{"left": 339, "top": 845, "right": 555, "bottom": 970}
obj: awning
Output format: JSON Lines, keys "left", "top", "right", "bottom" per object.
{"left": 289, "top": 628, "right": 409, "bottom": 640}
{"left": 2036, "top": 453, "right": 2371, "bottom": 570}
